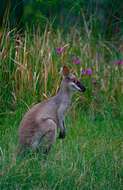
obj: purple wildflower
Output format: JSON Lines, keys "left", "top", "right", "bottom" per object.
{"left": 76, "top": 60, "right": 81, "bottom": 64}
{"left": 72, "top": 57, "right": 81, "bottom": 64}
{"left": 81, "top": 71, "right": 86, "bottom": 75}
{"left": 81, "top": 69, "right": 92, "bottom": 76}
{"left": 56, "top": 47, "right": 62, "bottom": 51}
{"left": 56, "top": 47, "right": 64, "bottom": 55}
{"left": 72, "top": 57, "right": 77, "bottom": 61}
{"left": 95, "top": 56, "right": 98, "bottom": 61}
{"left": 114, "top": 60, "right": 123, "bottom": 64}
{"left": 86, "top": 69, "right": 92, "bottom": 75}
{"left": 56, "top": 51, "right": 60, "bottom": 55}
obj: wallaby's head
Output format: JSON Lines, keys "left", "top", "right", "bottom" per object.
{"left": 60, "top": 66, "right": 86, "bottom": 92}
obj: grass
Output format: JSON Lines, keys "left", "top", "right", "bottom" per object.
{"left": 0, "top": 110, "right": 122, "bottom": 190}
{"left": 0, "top": 22, "right": 123, "bottom": 189}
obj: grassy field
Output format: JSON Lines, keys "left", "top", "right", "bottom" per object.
{"left": 0, "top": 110, "right": 122, "bottom": 190}
{"left": 0, "top": 24, "right": 123, "bottom": 189}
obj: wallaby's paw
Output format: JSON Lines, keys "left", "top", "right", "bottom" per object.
{"left": 59, "top": 130, "right": 66, "bottom": 139}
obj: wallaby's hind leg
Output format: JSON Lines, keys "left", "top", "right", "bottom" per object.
{"left": 31, "top": 119, "right": 57, "bottom": 154}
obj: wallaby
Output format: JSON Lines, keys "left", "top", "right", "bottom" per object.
{"left": 18, "top": 66, "right": 86, "bottom": 155}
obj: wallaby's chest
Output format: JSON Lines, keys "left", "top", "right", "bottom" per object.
{"left": 57, "top": 100, "right": 71, "bottom": 119}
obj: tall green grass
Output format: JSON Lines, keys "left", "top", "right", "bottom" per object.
{"left": 0, "top": 24, "right": 123, "bottom": 113}
{"left": 0, "top": 23, "right": 123, "bottom": 189}
{"left": 0, "top": 111, "right": 122, "bottom": 189}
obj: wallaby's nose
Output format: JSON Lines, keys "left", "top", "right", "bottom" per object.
{"left": 76, "top": 81, "right": 86, "bottom": 92}
{"left": 81, "top": 86, "right": 86, "bottom": 92}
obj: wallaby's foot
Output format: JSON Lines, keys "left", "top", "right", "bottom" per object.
{"left": 59, "top": 130, "right": 66, "bottom": 139}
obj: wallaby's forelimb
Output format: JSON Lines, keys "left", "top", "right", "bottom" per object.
{"left": 59, "top": 120, "right": 66, "bottom": 139}
{"left": 57, "top": 102, "right": 68, "bottom": 139}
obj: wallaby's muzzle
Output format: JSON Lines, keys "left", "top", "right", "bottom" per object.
{"left": 76, "top": 81, "right": 86, "bottom": 92}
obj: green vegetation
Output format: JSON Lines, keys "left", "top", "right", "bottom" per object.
{"left": 1, "top": 0, "right": 123, "bottom": 38}
{"left": 0, "top": 17, "right": 123, "bottom": 190}
{"left": 0, "top": 111, "right": 122, "bottom": 189}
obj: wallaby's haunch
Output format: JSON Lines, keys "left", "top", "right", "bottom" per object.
{"left": 18, "top": 66, "right": 86, "bottom": 155}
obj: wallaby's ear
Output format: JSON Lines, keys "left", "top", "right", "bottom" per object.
{"left": 60, "top": 66, "right": 70, "bottom": 77}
